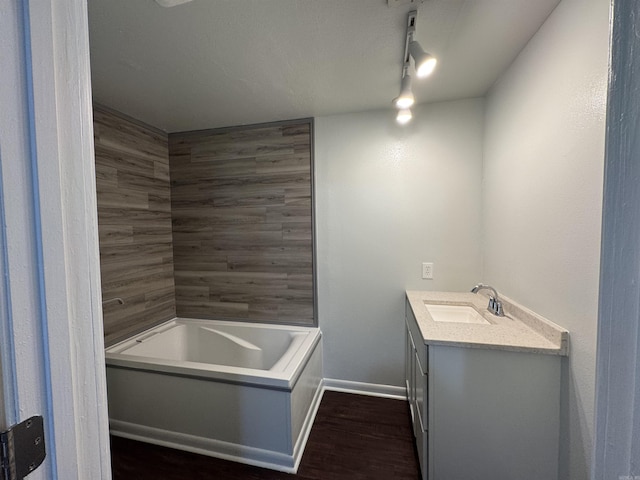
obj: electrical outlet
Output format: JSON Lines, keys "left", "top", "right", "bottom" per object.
{"left": 422, "top": 262, "right": 434, "bottom": 279}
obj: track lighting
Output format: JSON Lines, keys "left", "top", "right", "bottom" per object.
{"left": 393, "top": 10, "right": 437, "bottom": 124}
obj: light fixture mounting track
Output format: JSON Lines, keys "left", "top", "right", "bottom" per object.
{"left": 402, "top": 11, "right": 418, "bottom": 73}
{"left": 392, "top": 9, "right": 437, "bottom": 124}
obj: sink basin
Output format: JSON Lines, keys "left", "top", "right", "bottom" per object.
{"left": 424, "top": 303, "right": 490, "bottom": 325}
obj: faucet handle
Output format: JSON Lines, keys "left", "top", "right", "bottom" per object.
{"left": 487, "top": 296, "right": 505, "bottom": 316}
{"left": 488, "top": 296, "right": 496, "bottom": 312}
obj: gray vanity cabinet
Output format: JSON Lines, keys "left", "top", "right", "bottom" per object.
{"left": 405, "top": 298, "right": 562, "bottom": 480}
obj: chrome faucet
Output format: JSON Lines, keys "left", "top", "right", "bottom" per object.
{"left": 470, "top": 283, "right": 504, "bottom": 316}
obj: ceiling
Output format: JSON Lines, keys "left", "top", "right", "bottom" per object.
{"left": 88, "top": 0, "right": 561, "bottom": 133}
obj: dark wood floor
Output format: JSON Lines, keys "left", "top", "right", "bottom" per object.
{"left": 110, "top": 391, "right": 420, "bottom": 479}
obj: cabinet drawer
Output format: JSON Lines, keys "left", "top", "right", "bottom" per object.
{"left": 406, "top": 298, "right": 428, "bottom": 372}
{"left": 415, "top": 350, "right": 427, "bottom": 429}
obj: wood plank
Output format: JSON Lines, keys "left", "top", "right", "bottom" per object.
{"left": 169, "top": 121, "right": 314, "bottom": 325}
{"left": 226, "top": 253, "right": 312, "bottom": 274}
{"left": 256, "top": 155, "right": 310, "bottom": 175}
{"left": 265, "top": 205, "right": 312, "bottom": 223}
{"left": 172, "top": 206, "right": 267, "bottom": 225}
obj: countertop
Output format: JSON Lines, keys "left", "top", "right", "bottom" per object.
{"left": 406, "top": 290, "right": 568, "bottom": 355}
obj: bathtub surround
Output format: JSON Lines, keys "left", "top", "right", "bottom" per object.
{"left": 94, "top": 105, "right": 177, "bottom": 346}
{"left": 169, "top": 120, "right": 315, "bottom": 325}
{"left": 95, "top": 111, "right": 315, "bottom": 343}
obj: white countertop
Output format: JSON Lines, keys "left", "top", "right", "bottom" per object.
{"left": 406, "top": 290, "right": 568, "bottom": 355}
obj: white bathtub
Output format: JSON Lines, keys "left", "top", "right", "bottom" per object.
{"left": 105, "top": 318, "right": 323, "bottom": 473}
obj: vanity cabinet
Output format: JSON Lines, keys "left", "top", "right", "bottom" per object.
{"left": 405, "top": 297, "right": 562, "bottom": 480}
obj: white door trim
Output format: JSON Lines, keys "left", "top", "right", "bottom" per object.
{"left": 0, "top": 0, "right": 111, "bottom": 478}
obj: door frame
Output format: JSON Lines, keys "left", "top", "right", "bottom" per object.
{"left": 593, "top": 0, "right": 640, "bottom": 477}
{"left": 0, "top": 1, "right": 111, "bottom": 478}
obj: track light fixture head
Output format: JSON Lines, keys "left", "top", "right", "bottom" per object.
{"left": 409, "top": 41, "right": 437, "bottom": 78}
{"left": 393, "top": 73, "right": 415, "bottom": 109}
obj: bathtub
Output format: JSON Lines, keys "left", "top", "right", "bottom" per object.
{"left": 105, "top": 318, "right": 323, "bottom": 473}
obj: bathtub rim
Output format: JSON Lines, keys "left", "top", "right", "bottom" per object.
{"left": 105, "top": 317, "right": 322, "bottom": 390}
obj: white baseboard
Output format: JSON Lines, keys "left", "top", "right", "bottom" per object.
{"left": 322, "top": 378, "right": 407, "bottom": 400}
{"left": 110, "top": 421, "right": 297, "bottom": 473}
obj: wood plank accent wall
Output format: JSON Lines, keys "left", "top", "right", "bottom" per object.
{"left": 169, "top": 120, "right": 315, "bottom": 325}
{"left": 94, "top": 105, "right": 176, "bottom": 346}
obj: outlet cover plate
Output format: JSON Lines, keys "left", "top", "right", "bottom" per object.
{"left": 422, "top": 262, "right": 433, "bottom": 279}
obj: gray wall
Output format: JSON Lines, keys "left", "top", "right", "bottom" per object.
{"left": 482, "top": 0, "right": 609, "bottom": 478}
{"left": 315, "top": 98, "right": 484, "bottom": 386}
